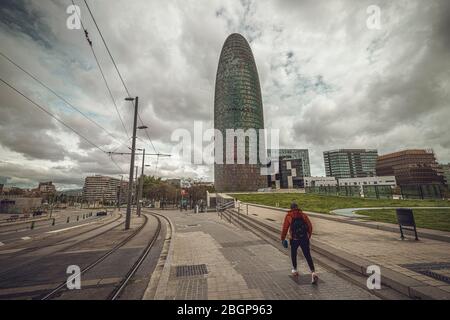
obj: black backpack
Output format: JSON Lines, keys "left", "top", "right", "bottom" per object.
{"left": 291, "top": 214, "right": 308, "bottom": 239}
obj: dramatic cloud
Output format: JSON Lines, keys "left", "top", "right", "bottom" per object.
{"left": 0, "top": 0, "right": 449, "bottom": 189}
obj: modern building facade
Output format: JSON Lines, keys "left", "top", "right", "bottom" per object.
{"left": 338, "top": 176, "right": 396, "bottom": 187}
{"left": 268, "top": 149, "right": 311, "bottom": 177}
{"left": 214, "top": 33, "right": 267, "bottom": 192}
{"left": 82, "top": 175, "right": 127, "bottom": 205}
{"left": 376, "top": 149, "right": 445, "bottom": 186}
{"left": 305, "top": 176, "right": 395, "bottom": 188}
{"left": 269, "top": 158, "right": 304, "bottom": 189}
{"left": 304, "top": 177, "right": 338, "bottom": 187}
{"left": 324, "top": 149, "right": 378, "bottom": 179}
{"left": 37, "top": 181, "right": 56, "bottom": 196}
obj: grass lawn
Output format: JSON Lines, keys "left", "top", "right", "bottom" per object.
{"left": 231, "top": 193, "right": 450, "bottom": 232}
{"left": 358, "top": 209, "right": 450, "bottom": 232}
{"left": 230, "top": 193, "right": 450, "bottom": 214}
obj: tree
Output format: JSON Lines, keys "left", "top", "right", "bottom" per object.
{"left": 142, "top": 176, "right": 179, "bottom": 204}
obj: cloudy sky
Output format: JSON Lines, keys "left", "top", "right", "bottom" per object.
{"left": 0, "top": 0, "right": 449, "bottom": 190}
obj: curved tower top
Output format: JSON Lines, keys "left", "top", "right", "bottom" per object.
{"left": 214, "top": 33, "right": 267, "bottom": 192}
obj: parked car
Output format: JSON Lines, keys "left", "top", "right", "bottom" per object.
{"left": 33, "top": 210, "right": 45, "bottom": 216}
{"left": 96, "top": 211, "right": 107, "bottom": 216}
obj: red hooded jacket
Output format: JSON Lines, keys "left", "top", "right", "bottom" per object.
{"left": 281, "top": 209, "right": 313, "bottom": 241}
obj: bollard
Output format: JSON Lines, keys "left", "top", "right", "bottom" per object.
{"left": 247, "top": 204, "right": 249, "bottom": 215}
{"left": 52, "top": 218, "right": 56, "bottom": 226}
{"left": 77, "top": 216, "right": 79, "bottom": 221}
{"left": 31, "top": 221, "right": 35, "bottom": 230}
{"left": 67, "top": 217, "right": 70, "bottom": 223}
{"left": 83, "top": 214, "right": 85, "bottom": 219}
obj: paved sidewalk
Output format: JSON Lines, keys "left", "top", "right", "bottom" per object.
{"left": 150, "top": 210, "right": 377, "bottom": 300}
{"left": 240, "top": 203, "right": 450, "bottom": 295}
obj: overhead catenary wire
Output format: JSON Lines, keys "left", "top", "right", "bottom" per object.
{"left": 0, "top": 51, "right": 126, "bottom": 146}
{"left": 109, "top": 153, "right": 126, "bottom": 173}
{"left": 71, "top": 0, "right": 130, "bottom": 139}
{"left": 0, "top": 77, "right": 126, "bottom": 175}
{"left": 82, "top": 0, "right": 159, "bottom": 155}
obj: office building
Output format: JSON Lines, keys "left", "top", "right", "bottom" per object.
{"left": 214, "top": 33, "right": 267, "bottom": 192}
{"left": 37, "top": 181, "right": 56, "bottom": 195}
{"left": 82, "top": 175, "right": 127, "bottom": 205}
{"left": 269, "top": 158, "right": 304, "bottom": 189}
{"left": 324, "top": 149, "right": 378, "bottom": 179}
{"left": 304, "top": 177, "right": 338, "bottom": 187}
{"left": 376, "top": 149, "right": 445, "bottom": 186}
{"left": 268, "top": 149, "right": 311, "bottom": 177}
{"left": 338, "top": 176, "right": 396, "bottom": 187}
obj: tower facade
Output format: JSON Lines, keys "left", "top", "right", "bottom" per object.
{"left": 323, "top": 149, "right": 378, "bottom": 179}
{"left": 214, "top": 33, "right": 267, "bottom": 192}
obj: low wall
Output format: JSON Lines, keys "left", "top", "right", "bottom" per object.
{"left": 0, "top": 197, "right": 43, "bottom": 214}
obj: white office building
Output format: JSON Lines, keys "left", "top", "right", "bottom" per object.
{"left": 304, "top": 177, "right": 338, "bottom": 187}
{"left": 82, "top": 175, "right": 126, "bottom": 204}
{"left": 337, "top": 176, "right": 396, "bottom": 187}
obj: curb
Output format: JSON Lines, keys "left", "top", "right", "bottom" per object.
{"left": 142, "top": 211, "right": 175, "bottom": 300}
{"left": 240, "top": 202, "right": 450, "bottom": 243}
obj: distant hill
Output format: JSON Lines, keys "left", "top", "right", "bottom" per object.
{"left": 56, "top": 189, "right": 83, "bottom": 196}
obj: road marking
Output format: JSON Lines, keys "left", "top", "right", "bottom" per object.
{"left": 46, "top": 220, "right": 97, "bottom": 234}
{"left": 21, "top": 237, "right": 31, "bottom": 240}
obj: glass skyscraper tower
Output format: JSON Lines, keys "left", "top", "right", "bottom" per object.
{"left": 214, "top": 33, "right": 267, "bottom": 192}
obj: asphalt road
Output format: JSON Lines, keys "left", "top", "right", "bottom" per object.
{"left": 0, "top": 209, "right": 117, "bottom": 246}
{"left": 0, "top": 212, "right": 166, "bottom": 300}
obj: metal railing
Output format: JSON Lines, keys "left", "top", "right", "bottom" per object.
{"left": 216, "top": 201, "right": 235, "bottom": 212}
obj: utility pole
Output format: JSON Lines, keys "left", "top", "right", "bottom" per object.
{"left": 125, "top": 96, "right": 138, "bottom": 230}
{"left": 137, "top": 148, "right": 145, "bottom": 217}
{"left": 134, "top": 165, "right": 138, "bottom": 211}
{"left": 118, "top": 175, "right": 123, "bottom": 211}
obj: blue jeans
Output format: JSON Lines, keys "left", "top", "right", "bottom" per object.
{"left": 290, "top": 238, "right": 315, "bottom": 272}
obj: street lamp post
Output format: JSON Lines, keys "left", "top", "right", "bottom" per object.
{"left": 125, "top": 96, "right": 138, "bottom": 230}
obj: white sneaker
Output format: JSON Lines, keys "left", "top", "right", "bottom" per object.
{"left": 291, "top": 269, "right": 299, "bottom": 276}
{"left": 311, "top": 272, "right": 318, "bottom": 284}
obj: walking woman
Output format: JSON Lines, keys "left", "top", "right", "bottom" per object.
{"left": 281, "top": 202, "right": 318, "bottom": 284}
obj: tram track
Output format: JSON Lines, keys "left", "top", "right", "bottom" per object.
{"left": 0, "top": 212, "right": 122, "bottom": 258}
{"left": 0, "top": 211, "right": 173, "bottom": 300}
{"left": 41, "top": 211, "right": 172, "bottom": 300}
{"left": 0, "top": 213, "right": 124, "bottom": 279}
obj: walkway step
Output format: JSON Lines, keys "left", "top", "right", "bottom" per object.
{"left": 241, "top": 203, "right": 450, "bottom": 243}
{"left": 222, "top": 210, "right": 407, "bottom": 300}
{"left": 226, "top": 209, "right": 450, "bottom": 300}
